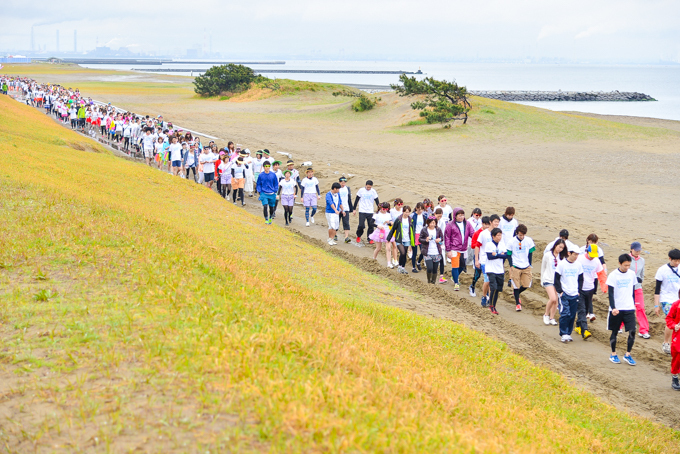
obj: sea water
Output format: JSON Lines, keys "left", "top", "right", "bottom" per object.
{"left": 80, "top": 61, "right": 680, "bottom": 121}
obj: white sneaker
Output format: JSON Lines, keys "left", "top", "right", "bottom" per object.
{"left": 566, "top": 335, "right": 573, "bottom": 342}
{"left": 306, "top": 222, "right": 310, "bottom": 227}
{"left": 560, "top": 334, "right": 569, "bottom": 343}
{"left": 392, "top": 259, "right": 398, "bottom": 266}
{"left": 549, "top": 319, "right": 558, "bottom": 326}
{"left": 639, "top": 332, "right": 650, "bottom": 339}
{"left": 328, "top": 239, "right": 336, "bottom": 246}
{"left": 387, "top": 263, "right": 394, "bottom": 269}
{"left": 310, "top": 217, "right": 315, "bottom": 224}
{"left": 663, "top": 343, "right": 671, "bottom": 354}
{"left": 587, "top": 313, "right": 596, "bottom": 322}
{"left": 543, "top": 315, "right": 550, "bottom": 325}
{"left": 469, "top": 286, "right": 476, "bottom": 297}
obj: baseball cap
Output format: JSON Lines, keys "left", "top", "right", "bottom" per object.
{"left": 567, "top": 243, "right": 580, "bottom": 253}
{"left": 587, "top": 244, "right": 598, "bottom": 258}
{"left": 630, "top": 241, "right": 642, "bottom": 251}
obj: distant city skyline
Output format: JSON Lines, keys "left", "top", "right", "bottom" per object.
{"left": 2, "top": 0, "right": 679, "bottom": 63}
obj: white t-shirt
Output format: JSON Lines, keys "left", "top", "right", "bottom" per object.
{"left": 555, "top": 259, "right": 583, "bottom": 297}
{"left": 232, "top": 164, "right": 246, "bottom": 179}
{"left": 374, "top": 211, "right": 392, "bottom": 230}
{"left": 507, "top": 236, "right": 535, "bottom": 269}
{"left": 439, "top": 204, "right": 453, "bottom": 222}
{"left": 426, "top": 228, "right": 439, "bottom": 256}
{"left": 390, "top": 208, "right": 402, "bottom": 222}
{"left": 280, "top": 179, "right": 297, "bottom": 196}
{"left": 478, "top": 229, "right": 492, "bottom": 265}
{"left": 412, "top": 213, "right": 424, "bottom": 235}
{"left": 499, "top": 217, "right": 518, "bottom": 245}
{"left": 168, "top": 143, "right": 182, "bottom": 162}
{"left": 484, "top": 240, "right": 507, "bottom": 274}
{"left": 200, "top": 152, "right": 217, "bottom": 174}
{"left": 142, "top": 134, "right": 155, "bottom": 150}
{"left": 338, "top": 186, "right": 350, "bottom": 212}
{"left": 401, "top": 218, "right": 410, "bottom": 241}
{"left": 606, "top": 268, "right": 637, "bottom": 311}
{"left": 655, "top": 264, "right": 680, "bottom": 303}
{"left": 576, "top": 254, "right": 604, "bottom": 292}
{"left": 252, "top": 158, "right": 265, "bottom": 174}
{"left": 356, "top": 188, "right": 379, "bottom": 213}
{"left": 300, "top": 177, "right": 319, "bottom": 196}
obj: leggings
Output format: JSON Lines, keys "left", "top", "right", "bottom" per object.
{"left": 424, "top": 256, "right": 440, "bottom": 274}
{"left": 488, "top": 273, "right": 505, "bottom": 309}
{"left": 70, "top": 119, "right": 77, "bottom": 129}
{"left": 305, "top": 207, "right": 317, "bottom": 222}
{"left": 232, "top": 188, "right": 244, "bottom": 204}
{"left": 283, "top": 205, "right": 294, "bottom": 223}
{"left": 610, "top": 329, "right": 636, "bottom": 353}
{"left": 186, "top": 167, "right": 197, "bottom": 182}
{"left": 411, "top": 245, "right": 420, "bottom": 268}
{"left": 219, "top": 183, "right": 231, "bottom": 198}
{"left": 471, "top": 266, "right": 482, "bottom": 289}
{"left": 262, "top": 205, "right": 275, "bottom": 220}
{"left": 397, "top": 244, "right": 409, "bottom": 268}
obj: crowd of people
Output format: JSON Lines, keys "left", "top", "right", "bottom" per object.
{"left": 5, "top": 74, "right": 680, "bottom": 390}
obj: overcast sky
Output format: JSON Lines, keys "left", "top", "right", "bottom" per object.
{"left": 2, "top": 0, "right": 680, "bottom": 62}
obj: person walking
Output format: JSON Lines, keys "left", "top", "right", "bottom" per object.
{"left": 607, "top": 254, "right": 639, "bottom": 365}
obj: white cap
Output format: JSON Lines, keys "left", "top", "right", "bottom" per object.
{"left": 567, "top": 242, "right": 580, "bottom": 253}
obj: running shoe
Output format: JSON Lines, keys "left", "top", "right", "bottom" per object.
{"left": 549, "top": 319, "right": 558, "bottom": 326}
{"left": 306, "top": 222, "right": 310, "bottom": 227}
{"left": 412, "top": 267, "right": 419, "bottom": 273}
{"left": 327, "top": 239, "right": 334, "bottom": 245}
{"left": 663, "top": 343, "right": 671, "bottom": 355}
{"left": 583, "top": 330, "right": 592, "bottom": 340}
{"left": 345, "top": 238, "right": 351, "bottom": 244}
{"left": 469, "top": 286, "right": 476, "bottom": 297}
{"left": 387, "top": 263, "right": 394, "bottom": 269}
{"left": 334, "top": 235, "right": 338, "bottom": 241}
{"left": 623, "top": 355, "right": 636, "bottom": 366}
{"left": 609, "top": 354, "right": 621, "bottom": 364}
{"left": 515, "top": 304, "right": 522, "bottom": 312}
{"left": 673, "top": 377, "right": 680, "bottom": 391}
{"left": 265, "top": 219, "right": 272, "bottom": 225}
{"left": 416, "top": 264, "right": 422, "bottom": 271}
{"left": 560, "top": 335, "right": 569, "bottom": 343}
{"left": 543, "top": 315, "right": 550, "bottom": 325}
{"left": 587, "top": 313, "right": 596, "bottom": 322}
{"left": 490, "top": 306, "right": 498, "bottom": 315}
{"left": 311, "top": 217, "right": 315, "bottom": 224}
{"left": 398, "top": 267, "right": 408, "bottom": 275}
{"left": 481, "top": 296, "right": 488, "bottom": 308}
{"left": 566, "top": 335, "right": 573, "bottom": 342}
{"left": 574, "top": 327, "right": 582, "bottom": 336}
{"left": 369, "top": 240, "right": 375, "bottom": 245}
{"left": 392, "top": 259, "right": 398, "bottom": 266}
{"left": 454, "top": 283, "right": 460, "bottom": 291}
{"left": 639, "top": 332, "right": 650, "bottom": 339}
{"left": 356, "top": 237, "right": 361, "bottom": 243}
{"left": 438, "top": 276, "right": 447, "bottom": 284}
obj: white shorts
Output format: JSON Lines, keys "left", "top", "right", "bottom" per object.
{"left": 326, "top": 213, "right": 340, "bottom": 230}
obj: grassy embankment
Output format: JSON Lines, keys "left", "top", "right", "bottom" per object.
{"left": 1, "top": 92, "right": 679, "bottom": 452}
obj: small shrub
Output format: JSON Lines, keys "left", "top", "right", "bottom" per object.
{"left": 352, "top": 95, "right": 380, "bottom": 112}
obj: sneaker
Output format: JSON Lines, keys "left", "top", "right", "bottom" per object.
{"left": 583, "top": 330, "right": 592, "bottom": 340}
{"left": 561, "top": 335, "right": 569, "bottom": 343}
{"left": 609, "top": 354, "right": 621, "bottom": 364}
{"left": 453, "top": 283, "right": 460, "bottom": 291}
{"left": 481, "top": 296, "right": 488, "bottom": 308}
{"left": 306, "top": 222, "right": 310, "bottom": 227}
{"left": 438, "top": 276, "right": 447, "bottom": 284}
{"left": 412, "top": 267, "right": 419, "bottom": 273}
{"left": 587, "top": 313, "right": 596, "bottom": 322}
{"left": 265, "top": 219, "right": 272, "bottom": 225}
{"left": 574, "top": 327, "right": 582, "bottom": 336}
{"left": 543, "top": 315, "right": 550, "bottom": 325}
{"left": 334, "top": 235, "right": 338, "bottom": 241}
{"left": 356, "top": 237, "right": 361, "bottom": 243}
{"left": 673, "top": 376, "right": 680, "bottom": 391}
{"left": 310, "top": 217, "right": 315, "bottom": 224}
{"left": 344, "top": 237, "right": 351, "bottom": 244}
{"left": 416, "top": 264, "right": 422, "bottom": 271}
{"left": 327, "top": 239, "right": 334, "bottom": 245}
{"left": 549, "top": 319, "right": 558, "bottom": 326}
{"left": 387, "top": 263, "right": 394, "bottom": 269}
{"left": 392, "top": 259, "right": 398, "bottom": 266}
{"left": 490, "top": 307, "right": 498, "bottom": 315}
{"left": 469, "top": 286, "right": 476, "bottom": 297}
{"left": 515, "top": 304, "right": 522, "bottom": 312}
{"left": 618, "top": 329, "right": 624, "bottom": 334}
{"left": 663, "top": 343, "right": 671, "bottom": 355}
{"left": 369, "top": 240, "right": 375, "bottom": 245}
{"left": 398, "top": 267, "right": 408, "bottom": 275}
{"left": 623, "top": 354, "right": 636, "bottom": 366}
{"left": 566, "top": 335, "right": 573, "bottom": 342}
{"left": 639, "top": 333, "right": 650, "bottom": 339}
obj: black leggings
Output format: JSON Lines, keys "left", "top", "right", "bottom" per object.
{"left": 488, "top": 273, "right": 505, "bottom": 309}
{"left": 262, "top": 205, "right": 274, "bottom": 220}
{"left": 219, "top": 183, "right": 231, "bottom": 198}
{"left": 397, "top": 244, "right": 408, "bottom": 268}
{"left": 471, "top": 266, "right": 483, "bottom": 289}
{"left": 186, "top": 167, "right": 197, "bottom": 181}
{"left": 232, "top": 188, "right": 244, "bottom": 204}
{"left": 424, "top": 256, "right": 440, "bottom": 274}
{"left": 610, "top": 329, "right": 636, "bottom": 353}
{"left": 283, "top": 205, "right": 294, "bottom": 223}
{"left": 411, "top": 245, "right": 420, "bottom": 268}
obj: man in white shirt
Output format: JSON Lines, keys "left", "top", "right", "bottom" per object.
{"left": 477, "top": 214, "right": 500, "bottom": 308}
{"left": 654, "top": 249, "right": 680, "bottom": 354}
{"left": 574, "top": 246, "right": 603, "bottom": 340}
{"left": 554, "top": 243, "right": 583, "bottom": 343}
{"left": 141, "top": 128, "right": 155, "bottom": 167}
{"left": 353, "top": 180, "right": 380, "bottom": 244}
{"left": 606, "top": 254, "right": 638, "bottom": 365}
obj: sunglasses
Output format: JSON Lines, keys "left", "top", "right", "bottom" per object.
{"left": 440, "top": 199, "right": 447, "bottom": 203}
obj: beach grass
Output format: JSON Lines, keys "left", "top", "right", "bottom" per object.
{"left": 1, "top": 90, "right": 679, "bottom": 452}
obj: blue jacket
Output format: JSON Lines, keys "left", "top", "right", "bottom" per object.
{"left": 256, "top": 171, "right": 279, "bottom": 194}
{"left": 325, "top": 191, "right": 342, "bottom": 214}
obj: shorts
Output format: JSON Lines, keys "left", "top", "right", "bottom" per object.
{"left": 232, "top": 178, "right": 245, "bottom": 189}
{"left": 481, "top": 264, "right": 489, "bottom": 283}
{"left": 509, "top": 267, "right": 533, "bottom": 289}
{"left": 662, "top": 301, "right": 673, "bottom": 316}
{"left": 281, "top": 194, "right": 295, "bottom": 206}
{"left": 259, "top": 193, "right": 277, "bottom": 207}
{"left": 326, "top": 213, "right": 340, "bottom": 230}
{"left": 607, "top": 309, "right": 636, "bottom": 332}
{"left": 340, "top": 211, "right": 351, "bottom": 231}
{"left": 303, "top": 192, "right": 318, "bottom": 207}
{"left": 204, "top": 172, "right": 215, "bottom": 183}
{"left": 171, "top": 160, "right": 182, "bottom": 167}
{"left": 143, "top": 148, "right": 154, "bottom": 158}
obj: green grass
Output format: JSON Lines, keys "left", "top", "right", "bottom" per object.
{"left": 1, "top": 76, "right": 679, "bottom": 452}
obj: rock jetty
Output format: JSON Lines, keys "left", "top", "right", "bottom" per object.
{"left": 470, "top": 90, "right": 656, "bottom": 102}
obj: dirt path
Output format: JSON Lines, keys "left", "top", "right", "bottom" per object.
{"left": 21, "top": 98, "right": 680, "bottom": 429}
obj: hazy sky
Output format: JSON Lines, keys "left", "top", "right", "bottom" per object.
{"left": 2, "top": 0, "right": 680, "bottom": 62}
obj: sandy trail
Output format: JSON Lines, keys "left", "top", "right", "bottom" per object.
{"left": 14, "top": 81, "right": 680, "bottom": 428}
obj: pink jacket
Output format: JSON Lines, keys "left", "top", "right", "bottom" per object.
{"left": 444, "top": 207, "right": 475, "bottom": 252}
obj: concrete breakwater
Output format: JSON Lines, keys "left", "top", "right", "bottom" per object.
{"left": 470, "top": 90, "right": 656, "bottom": 102}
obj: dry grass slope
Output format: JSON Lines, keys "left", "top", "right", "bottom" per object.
{"left": 0, "top": 94, "right": 679, "bottom": 453}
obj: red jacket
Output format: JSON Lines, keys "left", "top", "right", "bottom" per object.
{"left": 665, "top": 300, "right": 680, "bottom": 349}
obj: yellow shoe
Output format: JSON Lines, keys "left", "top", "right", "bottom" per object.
{"left": 583, "top": 330, "right": 592, "bottom": 340}
{"left": 574, "top": 327, "right": 582, "bottom": 336}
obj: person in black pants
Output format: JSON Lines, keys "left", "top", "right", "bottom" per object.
{"left": 353, "top": 180, "right": 380, "bottom": 243}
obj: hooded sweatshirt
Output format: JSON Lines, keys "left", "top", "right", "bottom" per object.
{"left": 444, "top": 207, "right": 475, "bottom": 253}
